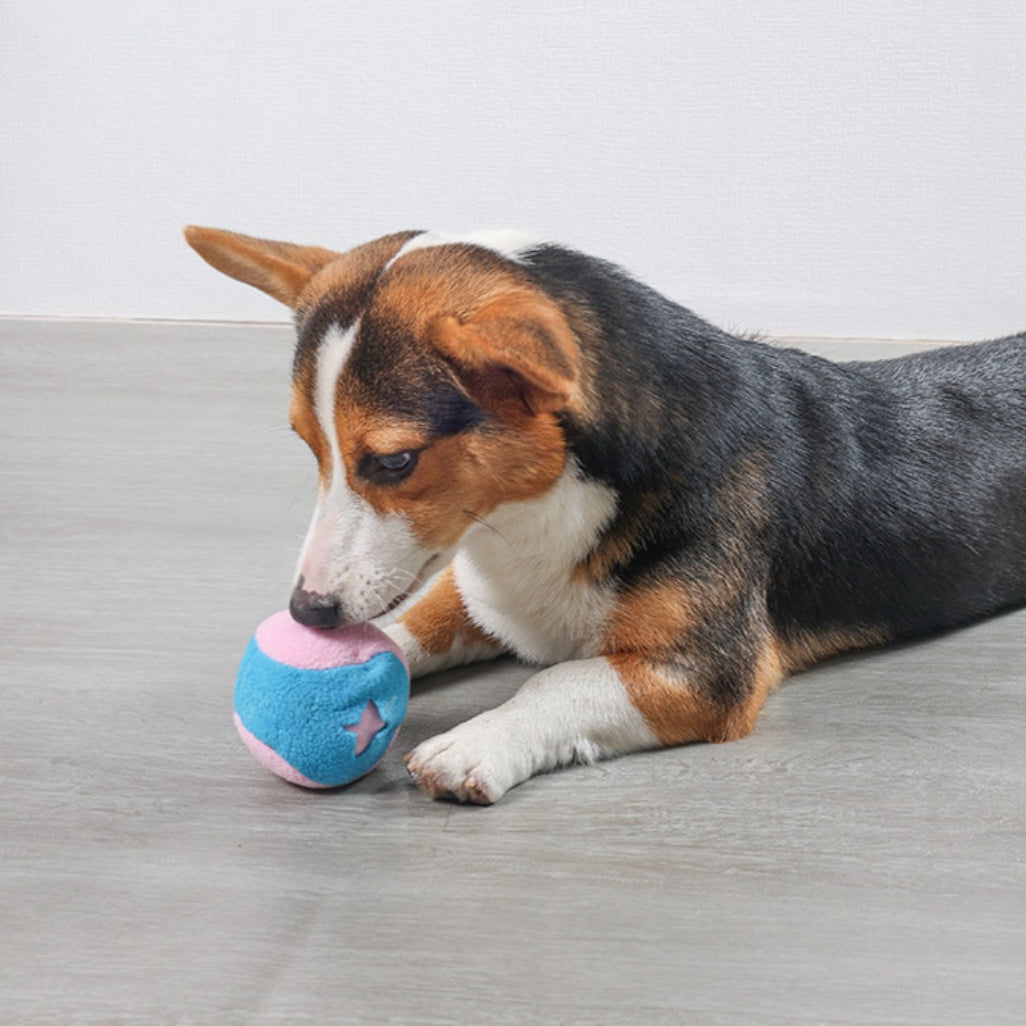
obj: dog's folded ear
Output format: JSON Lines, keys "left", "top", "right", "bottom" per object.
{"left": 183, "top": 226, "right": 341, "bottom": 308}
{"left": 430, "top": 291, "right": 580, "bottom": 414}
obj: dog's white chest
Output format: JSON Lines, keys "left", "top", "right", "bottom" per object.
{"left": 454, "top": 466, "right": 617, "bottom": 665}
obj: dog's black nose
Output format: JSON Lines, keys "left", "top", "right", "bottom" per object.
{"left": 289, "top": 585, "right": 343, "bottom": 630}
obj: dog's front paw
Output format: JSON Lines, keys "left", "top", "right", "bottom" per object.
{"left": 404, "top": 715, "right": 526, "bottom": 805}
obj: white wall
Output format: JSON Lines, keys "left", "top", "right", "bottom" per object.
{"left": 3, "top": 0, "right": 1026, "bottom": 339}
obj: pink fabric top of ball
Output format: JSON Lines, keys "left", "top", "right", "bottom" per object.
{"left": 253, "top": 610, "right": 409, "bottom": 672}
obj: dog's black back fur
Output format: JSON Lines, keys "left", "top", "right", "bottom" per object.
{"left": 524, "top": 244, "right": 1026, "bottom": 646}
{"left": 769, "top": 339, "right": 1026, "bottom": 639}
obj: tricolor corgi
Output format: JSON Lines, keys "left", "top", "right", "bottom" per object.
{"left": 185, "top": 226, "right": 1026, "bottom": 804}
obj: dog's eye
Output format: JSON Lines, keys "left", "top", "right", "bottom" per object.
{"left": 377, "top": 451, "right": 414, "bottom": 472}
{"left": 360, "top": 449, "right": 420, "bottom": 484}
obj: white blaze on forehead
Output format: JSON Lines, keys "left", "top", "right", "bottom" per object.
{"left": 387, "top": 229, "right": 541, "bottom": 269}
{"left": 314, "top": 322, "right": 360, "bottom": 478}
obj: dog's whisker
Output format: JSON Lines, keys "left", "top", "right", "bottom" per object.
{"left": 464, "top": 510, "right": 508, "bottom": 544}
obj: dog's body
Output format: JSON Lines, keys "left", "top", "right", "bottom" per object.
{"left": 186, "top": 226, "right": 1026, "bottom": 803}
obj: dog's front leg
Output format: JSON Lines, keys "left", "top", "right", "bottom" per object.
{"left": 404, "top": 643, "right": 783, "bottom": 803}
{"left": 404, "top": 657, "right": 662, "bottom": 804}
{"left": 385, "top": 567, "right": 503, "bottom": 679}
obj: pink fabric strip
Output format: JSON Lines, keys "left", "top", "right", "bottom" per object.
{"left": 253, "top": 609, "right": 408, "bottom": 671}
{"left": 233, "top": 712, "right": 329, "bottom": 789}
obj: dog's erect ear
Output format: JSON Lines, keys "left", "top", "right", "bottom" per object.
{"left": 183, "top": 226, "right": 342, "bottom": 308}
{"left": 430, "top": 290, "right": 580, "bottom": 413}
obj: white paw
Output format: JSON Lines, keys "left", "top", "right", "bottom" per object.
{"left": 404, "top": 715, "right": 527, "bottom": 805}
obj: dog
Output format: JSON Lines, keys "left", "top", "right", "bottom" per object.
{"left": 185, "top": 225, "right": 1026, "bottom": 803}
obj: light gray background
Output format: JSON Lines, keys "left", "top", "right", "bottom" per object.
{"left": 3, "top": 0, "right": 1026, "bottom": 338}
{"left": 4, "top": 5, "right": 1026, "bottom": 1023}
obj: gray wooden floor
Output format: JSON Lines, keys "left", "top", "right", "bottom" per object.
{"left": 2, "top": 319, "right": 1024, "bottom": 1025}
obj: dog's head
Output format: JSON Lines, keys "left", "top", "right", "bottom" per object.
{"left": 185, "top": 227, "right": 582, "bottom": 627}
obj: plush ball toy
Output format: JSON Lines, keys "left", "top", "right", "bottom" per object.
{"left": 233, "top": 610, "right": 410, "bottom": 789}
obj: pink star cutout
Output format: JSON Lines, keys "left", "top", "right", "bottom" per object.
{"left": 344, "top": 700, "right": 387, "bottom": 756}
